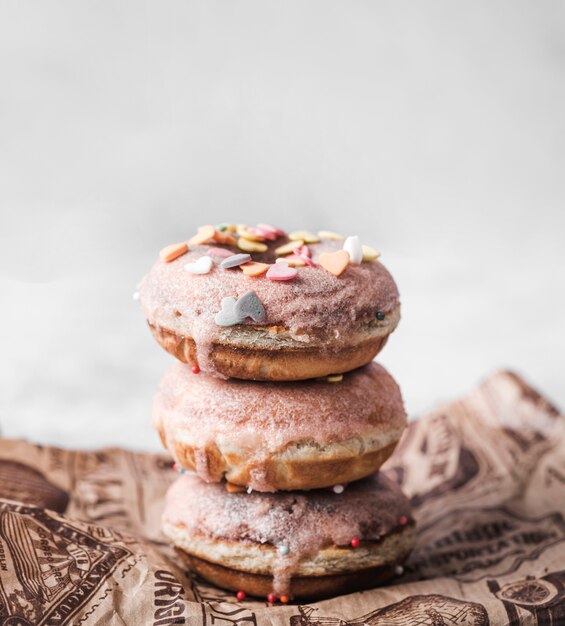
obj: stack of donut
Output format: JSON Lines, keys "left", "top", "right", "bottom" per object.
{"left": 138, "top": 223, "right": 415, "bottom": 603}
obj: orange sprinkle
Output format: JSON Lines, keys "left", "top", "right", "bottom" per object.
{"left": 241, "top": 261, "right": 270, "bottom": 277}
{"left": 159, "top": 242, "right": 189, "bottom": 262}
{"left": 226, "top": 482, "right": 246, "bottom": 493}
{"left": 318, "top": 250, "right": 350, "bottom": 276}
{"left": 189, "top": 225, "right": 216, "bottom": 246}
{"left": 280, "top": 595, "right": 289, "bottom": 604}
{"left": 213, "top": 230, "right": 237, "bottom": 246}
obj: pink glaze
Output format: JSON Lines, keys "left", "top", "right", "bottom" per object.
{"left": 164, "top": 472, "right": 412, "bottom": 594}
{"left": 138, "top": 235, "right": 399, "bottom": 374}
{"left": 154, "top": 362, "right": 406, "bottom": 490}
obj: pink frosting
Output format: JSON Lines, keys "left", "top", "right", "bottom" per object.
{"left": 164, "top": 472, "right": 412, "bottom": 594}
{"left": 139, "top": 235, "right": 399, "bottom": 373}
{"left": 154, "top": 362, "right": 406, "bottom": 490}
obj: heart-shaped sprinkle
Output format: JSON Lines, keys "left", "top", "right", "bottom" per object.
{"left": 213, "top": 230, "right": 237, "bottom": 246}
{"left": 290, "top": 245, "right": 316, "bottom": 267}
{"left": 267, "top": 261, "right": 298, "bottom": 281}
{"left": 185, "top": 256, "right": 213, "bottom": 274}
{"left": 236, "top": 224, "right": 265, "bottom": 241}
{"left": 289, "top": 230, "right": 319, "bottom": 243}
{"left": 319, "top": 250, "right": 350, "bottom": 276}
{"left": 208, "top": 247, "right": 233, "bottom": 258}
{"left": 275, "top": 240, "right": 303, "bottom": 256}
{"left": 253, "top": 227, "right": 277, "bottom": 240}
{"left": 343, "top": 236, "right": 363, "bottom": 264}
{"left": 234, "top": 290, "right": 266, "bottom": 321}
{"left": 214, "top": 296, "right": 240, "bottom": 326}
{"left": 221, "top": 253, "right": 252, "bottom": 269}
{"left": 277, "top": 255, "right": 305, "bottom": 267}
{"left": 189, "top": 225, "right": 216, "bottom": 246}
{"left": 241, "top": 262, "right": 270, "bottom": 277}
{"left": 318, "top": 230, "right": 344, "bottom": 241}
{"left": 159, "top": 242, "right": 189, "bottom": 262}
{"left": 257, "top": 223, "right": 285, "bottom": 236}
{"left": 238, "top": 237, "right": 268, "bottom": 253}
{"left": 362, "top": 245, "right": 381, "bottom": 262}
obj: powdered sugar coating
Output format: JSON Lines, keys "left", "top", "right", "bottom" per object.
{"left": 164, "top": 472, "right": 412, "bottom": 593}
{"left": 154, "top": 361, "right": 406, "bottom": 488}
{"left": 138, "top": 236, "right": 399, "bottom": 372}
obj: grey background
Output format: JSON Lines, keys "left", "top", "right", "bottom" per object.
{"left": 1, "top": 1, "right": 564, "bottom": 450}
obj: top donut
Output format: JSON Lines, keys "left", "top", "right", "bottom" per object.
{"left": 138, "top": 223, "right": 400, "bottom": 380}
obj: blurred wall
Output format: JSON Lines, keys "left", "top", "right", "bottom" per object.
{"left": 1, "top": 1, "right": 564, "bottom": 449}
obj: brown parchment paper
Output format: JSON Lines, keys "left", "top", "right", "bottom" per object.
{"left": 0, "top": 370, "right": 564, "bottom": 625}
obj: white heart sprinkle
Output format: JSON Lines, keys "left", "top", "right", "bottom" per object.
{"left": 343, "top": 236, "right": 363, "bottom": 264}
{"left": 185, "top": 256, "right": 213, "bottom": 275}
{"left": 214, "top": 296, "right": 239, "bottom": 326}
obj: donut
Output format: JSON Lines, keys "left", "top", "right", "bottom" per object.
{"left": 138, "top": 225, "right": 400, "bottom": 380}
{"left": 154, "top": 361, "right": 406, "bottom": 492}
{"left": 162, "top": 472, "right": 415, "bottom": 600}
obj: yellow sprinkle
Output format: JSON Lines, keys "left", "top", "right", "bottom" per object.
{"left": 326, "top": 374, "right": 344, "bottom": 383}
{"left": 362, "top": 245, "right": 381, "bottom": 262}
{"left": 289, "top": 230, "right": 319, "bottom": 243}
{"left": 236, "top": 224, "right": 265, "bottom": 241}
{"left": 318, "top": 230, "right": 344, "bottom": 241}
{"left": 276, "top": 256, "right": 306, "bottom": 267}
{"left": 275, "top": 240, "right": 303, "bottom": 255}
{"left": 238, "top": 237, "right": 267, "bottom": 253}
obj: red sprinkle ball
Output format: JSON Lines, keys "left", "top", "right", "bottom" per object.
{"left": 236, "top": 590, "right": 246, "bottom": 601}
{"left": 399, "top": 515, "right": 408, "bottom": 526}
{"left": 192, "top": 365, "right": 200, "bottom": 374}
{"left": 267, "top": 593, "right": 277, "bottom": 604}
{"left": 351, "top": 537, "right": 360, "bottom": 548}
{"left": 172, "top": 463, "right": 180, "bottom": 472}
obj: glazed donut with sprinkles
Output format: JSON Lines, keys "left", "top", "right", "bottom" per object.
{"left": 138, "top": 223, "right": 400, "bottom": 381}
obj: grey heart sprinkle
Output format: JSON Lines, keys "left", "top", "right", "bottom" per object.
{"left": 234, "top": 290, "right": 266, "bottom": 322}
{"left": 220, "top": 253, "right": 252, "bottom": 269}
{"left": 214, "top": 296, "right": 240, "bottom": 326}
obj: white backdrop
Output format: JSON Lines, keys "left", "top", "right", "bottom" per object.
{"left": 1, "top": 1, "right": 564, "bottom": 450}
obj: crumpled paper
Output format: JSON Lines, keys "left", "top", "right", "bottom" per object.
{"left": 0, "top": 370, "right": 563, "bottom": 625}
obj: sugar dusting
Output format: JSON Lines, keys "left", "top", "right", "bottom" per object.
{"left": 138, "top": 237, "right": 399, "bottom": 375}
{"left": 164, "top": 472, "right": 412, "bottom": 595}
{"left": 154, "top": 361, "right": 406, "bottom": 490}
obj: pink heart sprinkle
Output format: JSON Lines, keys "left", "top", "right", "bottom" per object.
{"left": 290, "top": 245, "right": 316, "bottom": 267}
{"left": 208, "top": 247, "right": 234, "bottom": 258}
{"left": 252, "top": 227, "right": 277, "bottom": 240}
{"left": 257, "top": 223, "right": 285, "bottom": 236}
{"left": 266, "top": 262, "right": 298, "bottom": 281}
